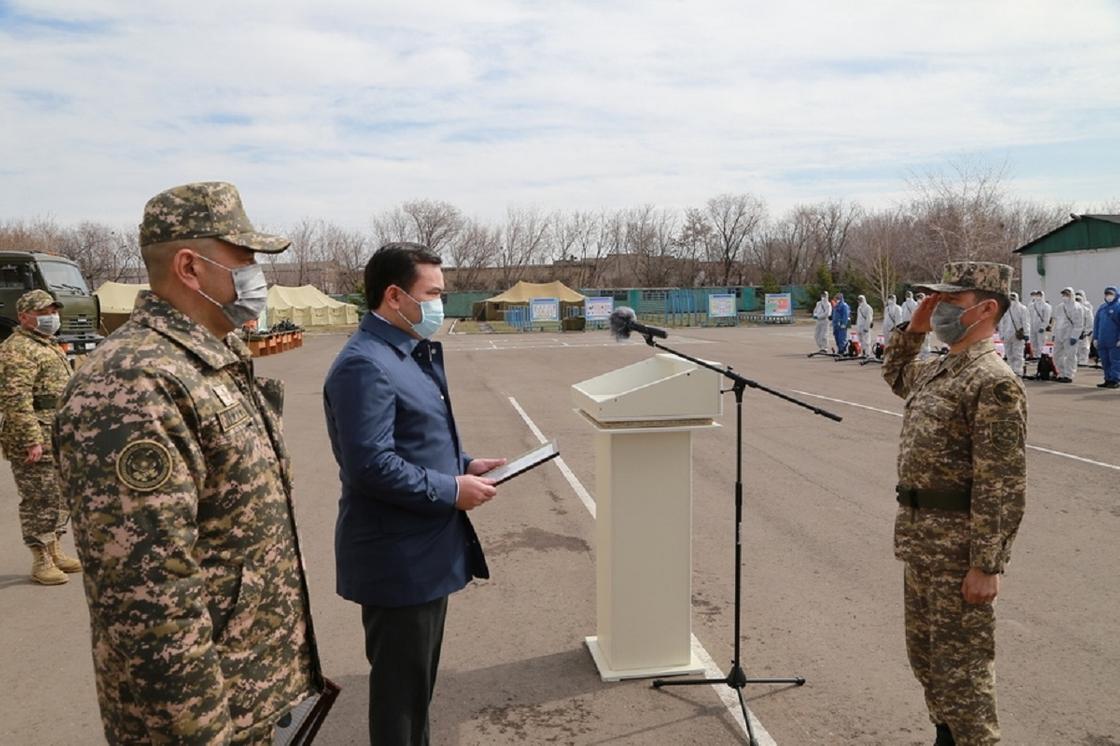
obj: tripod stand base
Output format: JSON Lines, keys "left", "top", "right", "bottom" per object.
{"left": 585, "top": 636, "right": 705, "bottom": 682}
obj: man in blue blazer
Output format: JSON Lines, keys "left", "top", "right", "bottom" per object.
{"left": 323, "top": 243, "right": 504, "bottom": 745}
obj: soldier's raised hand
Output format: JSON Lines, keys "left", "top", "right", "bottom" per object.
{"left": 908, "top": 292, "right": 940, "bottom": 334}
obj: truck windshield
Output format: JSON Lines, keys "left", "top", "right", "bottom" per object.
{"left": 39, "top": 261, "right": 90, "bottom": 296}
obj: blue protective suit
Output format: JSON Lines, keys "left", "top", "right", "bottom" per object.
{"left": 832, "top": 298, "right": 851, "bottom": 353}
{"left": 1094, "top": 286, "right": 1120, "bottom": 383}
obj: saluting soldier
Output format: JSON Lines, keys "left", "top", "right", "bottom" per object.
{"left": 0, "top": 289, "right": 80, "bottom": 585}
{"left": 54, "top": 182, "right": 325, "bottom": 743}
{"left": 882, "top": 262, "right": 1027, "bottom": 746}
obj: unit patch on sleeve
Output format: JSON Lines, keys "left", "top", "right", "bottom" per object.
{"left": 115, "top": 439, "right": 173, "bottom": 492}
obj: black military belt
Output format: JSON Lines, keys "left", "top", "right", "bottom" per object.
{"left": 32, "top": 394, "right": 59, "bottom": 411}
{"left": 895, "top": 485, "right": 971, "bottom": 512}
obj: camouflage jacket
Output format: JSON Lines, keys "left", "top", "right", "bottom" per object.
{"left": 54, "top": 291, "right": 320, "bottom": 744}
{"left": 882, "top": 328, "right": 1027, "bottom": 574}
{"left": 0, "top": 327, "right": 71, "bottom": 460}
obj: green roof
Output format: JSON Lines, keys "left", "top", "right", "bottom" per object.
{"left": 1014, "top": 215, "right": 1120, "bottom": 256}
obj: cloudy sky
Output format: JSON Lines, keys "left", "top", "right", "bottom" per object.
{"left": 2, "top": 0, "right": 1119, "bottom": 230}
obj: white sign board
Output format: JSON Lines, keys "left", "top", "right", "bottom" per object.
{"left": 530, "top": 297, "right": 560, "bottom": 323}
{"left": 707, "top": 293, "right": 736, "bottom": 318}
{"left": 585, "top": 296, "right": 614, "bottom": 321}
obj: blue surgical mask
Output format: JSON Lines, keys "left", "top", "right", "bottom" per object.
{"left": 397, "top": 289, "right": 444, "bottom": 339}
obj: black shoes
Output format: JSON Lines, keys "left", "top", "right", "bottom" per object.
{"left": 1098, "top": 381, "right": 1119, "bottom": 389}
{"left": 1055, "top": 377, "right": 1073, "bottom": 383}
{"left": 934, "top": 723, "right": 956, "bottom": 745}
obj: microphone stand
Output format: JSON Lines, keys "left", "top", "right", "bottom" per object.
{"left": 638, "top": 330, "right": 842, "bottom": 746}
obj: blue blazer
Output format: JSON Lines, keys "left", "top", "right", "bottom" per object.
{"left": 323, "top": 313, "right": 488, "bottom": 607}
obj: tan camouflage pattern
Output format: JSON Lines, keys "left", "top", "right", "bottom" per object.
{"left": 16, "top": 289, "right": 63, "bottom": 314}
{"left": 905, "top": 564, "right": 998, "bottom": 745}
{"left": 914, "top": 261, "right": 1013, "bottom": 297}
{"left": 53, "top": 290, "right": 320, "bottom": 744}
{"left": 883, "top": 327, "right": 1026, "bottom": 745}
{"left": 139, "top": 181, "right": 291, "bottom": 254}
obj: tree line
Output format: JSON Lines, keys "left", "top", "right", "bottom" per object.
{"left": 2, "top": 163, "right": 1115, "bottom": 307}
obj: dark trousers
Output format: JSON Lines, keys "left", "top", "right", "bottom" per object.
{"left": 361, "top": 595, "right": 449, "bottom": 746}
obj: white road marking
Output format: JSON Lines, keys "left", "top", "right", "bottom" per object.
{"left": 507, "top": 396, "right": 774, "bottom": 743}
{"left": 791, "top": 390, "right": 1120, "bottom": 472}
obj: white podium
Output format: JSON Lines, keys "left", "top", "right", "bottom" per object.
{"left": 572, "top": 354, "right": 722, "bottom": 681}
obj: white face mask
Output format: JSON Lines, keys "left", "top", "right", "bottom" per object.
{"left": 194, "top": 253, "right": 268, "bottom": 327}
{"left": 35, "top": 313, "right": 61, "bottom": 336}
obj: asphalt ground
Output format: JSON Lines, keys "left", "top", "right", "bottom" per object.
{"left": 2, "top": 322, "right": 1118, "bottom": 745}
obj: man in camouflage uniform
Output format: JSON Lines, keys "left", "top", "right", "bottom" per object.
{"left": 882, "top": 262, "right": 1027, "bottom": 746}
{"left": 54, "top": 182, "right": 324, "bottom": 744}
{"left": 0, "top": 289, "right": 80, "bottom": 585}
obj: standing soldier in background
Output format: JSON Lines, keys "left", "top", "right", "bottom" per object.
{"left": 1075, "top": 291, "right": 1094, "bottom": 367}
{"left": 1052, "top": 287, "right": 1084, "bottom": 383}
{"left": 856, "top": 294, "right": 874, "bottom": 358}
{"left": 54, "top": 182, "right": 326, "bottom": 743}
{"left": 998, "top": 292, "right": 1030, "bottom": 378}
{"left": 0, "top": 289, "right": 80, "bottom": 585}
{"left": 812, "top": 291, "right": 832, "bottom": 353}
{"left": 882, "top": 262, "right": 1026, "bottom": 746}
{"left": 1028, "top": 290, "right": 1051, "bottom": 360}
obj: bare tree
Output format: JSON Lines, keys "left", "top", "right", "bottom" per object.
{"left": 498, "top": 207, "right": 550, "bottom": 287}
{"left": 674, "top": 208, "right": 712, "bottom": 287}
{"left": 446, "top": 218, "right": 501, "bottom": 290}
{"left": 401, "top": 200, "right": 463, "bottom": 255}
{"left": 706, "top": 193, "right": 766, "bottom": 286}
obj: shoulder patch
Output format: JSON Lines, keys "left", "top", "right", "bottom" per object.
{"left": 991, "top": 379, "right": 1020, "bottom": 405}
{"left": 116, "top": 440, "right": 173, "bottom": 492}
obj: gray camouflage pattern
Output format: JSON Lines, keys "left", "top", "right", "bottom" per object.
{"left": 0, "top": 327, "right": 72, "bottom": 545}
{"left": 139, "top": 181, "right": 290, "bottom": 254}
{"left": 883, "top": 327, "right": 1026, "bottom": 745}
{"left": 53, "top": 290, "right": 319, "bottom": 744}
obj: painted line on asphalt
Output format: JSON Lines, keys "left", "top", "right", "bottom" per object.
{"left": 450, "top": 338, "right": 712, "bottom": 353}
{"left": 791, "top": 390, "right": 1120, "bottom": 472}
{"left": 507, "top": 395, "right": 775, "bottom": 745}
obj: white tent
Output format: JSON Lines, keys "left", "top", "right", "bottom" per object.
{"left": 267, "top": 285, "right": 359, "bottom": 327}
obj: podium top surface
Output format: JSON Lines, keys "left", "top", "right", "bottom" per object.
{"left": 571, "top": 354, "right": 723, "bottom": 423}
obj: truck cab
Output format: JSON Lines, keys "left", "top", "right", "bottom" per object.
{"left": 0, "top": 251, "right": 103, "bottom": 356}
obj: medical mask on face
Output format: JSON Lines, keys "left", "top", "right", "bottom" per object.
{"left": 396, "top": 289, "right": 444, "bottom": 339}
{"left": 35, "top": 313, "right": 61, "bottom": 336}
{"left": 194, "top": 253, "right": 268, "bottom": 327}
{"left": 1106, "top": 293, "right": 1117, "bottom": 302}
{"left": 931, "top": 300, "right": 986, "bottom": 345}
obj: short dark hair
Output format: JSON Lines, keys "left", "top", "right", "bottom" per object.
{"left": 364, "top": 242, "right": 442, "bottom": 309}
{"left": 973, "top": 290, "right": 1010, "bottom": 318}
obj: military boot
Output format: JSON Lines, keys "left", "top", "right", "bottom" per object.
{"left": 49, "top": 539, "right": 82, "bottom": 573}
{"left": 30, "top": 545, "right": 68, "bottom": 585}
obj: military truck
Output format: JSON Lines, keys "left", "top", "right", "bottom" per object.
{"left": 0, "top": 251, "right": 103, "bottom": 356}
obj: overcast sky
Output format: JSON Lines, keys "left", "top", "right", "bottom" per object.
{"left": 2, "top": 0, "right": 1119, "bottom": 231}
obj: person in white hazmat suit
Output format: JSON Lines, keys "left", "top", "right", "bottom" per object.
{"left": 812, "top": 291, "right": 832, "bottom": 352}
{"left": 998, "top": 291, "right": 1030, "bottom": 377}
{"left": 1053, "top": 287, "right": 1085, "bottom": 382}
{"left": 856, "top": 295, "right": 874, "bottom": 358}
{"left": 900, "top": 291, "right": 918, "bottom": 323}
{"left": 883, "top": 294, "right": 903, "bottom": 338}
{"left": 916, "top": 292, "right": 933, "bottom": 356}
{"left": 1029, "top": 290, "right": 1052, "bottom": 359}
{"left": 1077, "top": 290, "right": 1095, "bottom": 365}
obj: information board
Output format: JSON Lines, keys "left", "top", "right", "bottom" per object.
{"left": 764, "top": 293, "right": 792, "bottom": 318}
{"left": 530, "top": 297, "right": 560, "bottom": 323}
{"left": 585, "top": 296, "right": 614, "bottom": 321}
{"left": 707, "top": 293, "right": 737, "bottom": 318}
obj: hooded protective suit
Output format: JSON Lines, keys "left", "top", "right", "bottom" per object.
{"left": 916, "top": 293, "right": 932, "bottom": 356}
{"left": 1029, "top": 291, "right": 1052, "bottom": 358}
{"left": 900, "top": 291, "right": 918, "bottom": 323}
{"left": 832, "top": 295, "right": 851, "bottom": 354}
{"left": 1094, "top": 286, "right": 1120, "bottom": 385}
{"left": 1053, "top": 287, "right": 1085, "bottom": 380}
{"left": 998, "top": 291, "right": 1030, "bottom": 376}
{"left": 812, "top": 292, "right": 831, "bottom": 351}
{"left": 883, "top": 295, "right": 902, "bottom": 337}
{"left": 1076, "top": 291, "right": 1095, "bottom": 365}
{"left": 856, "top": 295, "right": 874, "bottom": 358}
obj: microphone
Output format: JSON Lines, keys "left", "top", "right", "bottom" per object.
{"left": 608, "top": 306, "right": 668, "bottom": 341}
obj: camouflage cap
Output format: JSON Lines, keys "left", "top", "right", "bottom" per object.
{"left": 913, "top": 261, "right": 1012, "bottom": 297}
{"left": 139, "top": 181, "right": 289, "bottom": 253}
{"left": 16, "top": 289, "right": 63, "bottom": 314}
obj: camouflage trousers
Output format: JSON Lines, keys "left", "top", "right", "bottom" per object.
{"left": 9, "top": 456, "right": 69, "bottom": 547}
{"left": 904, "top": 563, "right": 999, "bottom": 745}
